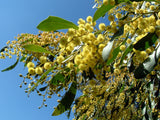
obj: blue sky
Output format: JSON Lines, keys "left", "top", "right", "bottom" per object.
{"left": 0, "top": 0, "right": 97, "bottom": 120}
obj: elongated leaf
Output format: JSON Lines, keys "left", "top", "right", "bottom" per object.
{"left": 106, "top": 33, "right": 128, "bottom": 65}
{"left": 93, "top": 4, "right": 115, "bottom": 22}
{"left": 128, "top": 56, "right": 135, "bottom": 72}
{"left": 102, "top": 26, "right": 125, "bottom": 62}
{"left": 50, "top": 73, "right": 65, "bottom": 86}
{"left": 102, "top": 40, "right": 114, "bottom": 61}
{"left": 20, "top": 55, "right": 26, "bottom": 62}
{"left": 106, "top": 46, "right": 120, "bottom": 65}
{"left": 120, "top": 45, "right": 133, "bottom": 64}
{"left": 37, "top": 16, "right": 78, "bottom": 31}
{"left": 130, "top": 0, "right": 156, "bottom": 2}
{"left": 39, "top": 86, "right": 47, "bottom": 91}
{"left": 93, "top": 0, "right": 158, "bottom": 22}
{"left": 119, "top": 84, "right": 125, "bottom": 93}
{"left": 28, "top": 66, "right": 55, "bottom": 94}
{"left": 82, "top": 115, "right": 87, "bottom": 120}
{"left": 0, "top": 46, "right": 8, "bottom": 52}
{"left": 134, "top": 44, "right": 160, "bottom": 79}
{"left": 22, "top": 44, "right": 54, "bottom": 56}
{"left": 67, "top": 107, "right": 72, "bottom": 119}
{"left": 133, "top": 33, "right": 158, "bottom": 51}
{"left": 93, "top": 0, "right": 157, "bottom": 22}
{"left": 1, "top": 58, "right": 19, "bottom": 72}
{"left": 110, "top": 25, "right": 124, "bottom": 41}
{"left": 52, "top": 82, "right": 77, "bottom": 116}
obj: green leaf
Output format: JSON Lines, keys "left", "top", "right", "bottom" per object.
{"left": 148, "top": 95, "right": 152, "bottom": 108}
{"left": 22, "top": 44, "right": 54, "bottom": 56}
{"left": 28, "top": 66, "right": 55, "bottom": 94}
{"left": 133, "top": 33, "right": 158, "bottom": 51}
{"left": 1, "top": 58, "right": 19, "bottom": 72}
{"left": 20, "top": 55, "right": 26, "bottom": 62}
{"left": 134, "top": 45, "right": 159, "bottom": 79}
{"left": 110, "top": 25, "right": 124, "bottom": 41}
{"left": 119, "top": 84, "right": 125, "bottom": 93}
{"left": 130, "top": 0, "right": 157, "bottom": 2}
{"left": 129, "top": 56, "right": 135, "bottom": 72}
{"left": 134, "top": 63, "right": 150, "bottom": 79}
{"left": 120, "top": 44, "right": 133, "bottom": 64}
{"left": 0, "top": 46, "right": 8, "bottom": 52}
{"left": 39, "top": 86, "right": 47, "bottom": 91}
{"left": 67, "top": 107, "right": 72, "bottom": 119}
{"left": 102, "top": 26, "right": 125, "bottom": 62}
{"left": 52, "top": 82, "right": 77, "bottom": 116}
{"left": 37, "top": 16, "right": 78, "bottom": 31}
{"left": 50, "top": 73, "right": 65, "bottom": 86}
{"left": 82, "top": 115, "right": 87, "bottom": 120}
{"left": 93, "top": 4, "right": 115, "bottom": 22}
{"left": 102, "top": 40, "right": 114, "bottom": 61}
{"left": 106, "top": 46, "right": 120, "bottom": 65}
{"left": 106, "top": 34, "right": 128, "bottom": 65}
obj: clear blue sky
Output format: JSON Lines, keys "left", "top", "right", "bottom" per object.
{"left": 0, "top": 0, "right": 96, "bottom": 120}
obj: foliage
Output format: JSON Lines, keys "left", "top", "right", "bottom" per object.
{"left": 0, "top": 0, "right": 160, "bottom": 120}
{"left": 37, "top": 16, "right": 78, "bottom": 31}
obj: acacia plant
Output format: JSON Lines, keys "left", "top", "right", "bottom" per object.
{"left": 0, "top": 0, "right": 160, "bottom": 119}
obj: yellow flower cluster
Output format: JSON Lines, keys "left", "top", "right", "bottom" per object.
{"left": 0, "top": 0, "right": 160, "bottom": 119}
{"left": 75, "top": 70, "right": 150, "bottom": 119}
{"left": 27, "top": 57, "right": 52, "bottom": 75}
{"left": 58, "top": 16, "right": 108, "bottom": 71}
{"left": 74, "top": 1, "right": 160, "bottom": 119}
